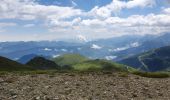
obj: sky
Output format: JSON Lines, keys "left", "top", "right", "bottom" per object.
{"left": 0, "top": 0, "right": 170, "bottom": 41}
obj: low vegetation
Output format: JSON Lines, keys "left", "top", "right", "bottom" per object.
{"left": 132, "top": 71, "right": 170, "bottom": 78}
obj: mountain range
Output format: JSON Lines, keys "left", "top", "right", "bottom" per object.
{"left": 0, "top": 33, "right": 170, "bottom": 72}
{"left": 119, "top": 46, "right": 170, "bottom": 72}
{"left": 0, "top": 54, "right": 135, "bottom": 72}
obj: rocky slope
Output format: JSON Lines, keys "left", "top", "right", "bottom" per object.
{"left": 0, "top": 72, "right": 169, "bottom": 100}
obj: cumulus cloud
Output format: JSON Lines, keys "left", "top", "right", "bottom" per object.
{"left": 43, "top": 48, "right": 52, "bottom": 51}
{"left": 163, "top": 8, "right": 170, "bottom": 14}
{"left": 0, "top": 0, "right": 170, "bottom": 41}
{"left": 78, "top": 13, "right": 170, "bottom": 37}
{"left": 91, "top": 44, "right": 102, "bottom": 49}
{"left": 81, "top": 19, "right": 104, "bottom": 26}
{"left": 76, "top": 35, "right": 88, "bottom": 42}
{"left": 61, "top": 49, "right": 67, "bottom": 52}
{"left": 113, "top": 42, "right": 140, "bottom": 52}
{"left": 88, "top": 0, "right": 155, "bottom": 18}
{"left": 113, "top": 46, "right": 129, "bottom": 52}
{"left": 105, "top": 56, "right": 117, "bottom": 60}
{"left": 0, "top": 0, "right": 82, "bottom": 21}
{"left": 52, "top": 54, "right": 60, "bottom": 58}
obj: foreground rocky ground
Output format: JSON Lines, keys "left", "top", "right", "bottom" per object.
{"left": 0, "top": 72, "right": 169, "bottom": 100}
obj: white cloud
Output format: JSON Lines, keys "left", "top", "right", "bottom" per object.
{"left": 52, "top": 54, "right": 60, "bottom": 58}
{"left": 81, "top": 19, "right": 104, "bottom": 26}
{"left": 76, "top": 35, "right": 88, "bottom": 42}
{"left": 113, "top": 46, "right": 129, "bottom": 52}
{"left": 91, "top": 44, "right": 102, "bottom": 49}
{"left": 0, "top": 0, "right": 170, "bottom": 41}
{"left": 49, "top": 17, "right": 81, "bottom": 28}
{"left": 113, "top": 42, "right": 140, "bottom": 52}
{"left": 126, "top": 0, "right": 155, "bottom": 8}
{"left": 0, "top": 0, "right": 82, "bottom": 21}
{"left": 61, "top": 49, "right": 67, "bottom": 52}
{"left": 163, "top": 8, "right": 170, "bottom": 14}
{"left": 105, "top": 56, "right": 117, "bottom": 60}
{"left": 71, "top": 0, "right": 77, "bottom": 7}
{"left": 78, "top": 13, "right": 170, "bottom": 38}
{"left": 88, "top": 0, "right": 155, "bottom": 18}
{"left": 44, "top": 48, "right": 52, "bottom": 51}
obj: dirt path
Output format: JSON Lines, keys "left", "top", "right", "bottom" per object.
{"left": 0, "top": 73, "right": 170, "bottom": 100}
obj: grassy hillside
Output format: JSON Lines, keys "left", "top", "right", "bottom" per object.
{"left": 72, "top": 59, "right": 134, "bottom": 72}
{"left": 52, "top": 53, "right": 88, "bottom": 66}
{"left": 119, "top": 46, "right": 170, "bottom": 72}
{"left": 52, "top": 54, "right": 138, "bottom": 72}
{"left": 0, "top": 56, "right": 34, "bottom": 71}
{"left": 0, "top": 54, "right": 169, "bottom": 78}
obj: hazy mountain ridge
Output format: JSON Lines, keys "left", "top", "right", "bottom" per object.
{"left": 119, "top": 46, "right": 170, "bottom": 72}
{"left": 0, "top": 33, "right": 169, "bottom": 62}
{"left": 115, "top": 33, "right": 170, "bottom": 61}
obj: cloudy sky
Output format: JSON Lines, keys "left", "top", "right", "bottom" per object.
{"left": 0, "top": 0, "right": 170, "bottom": 41}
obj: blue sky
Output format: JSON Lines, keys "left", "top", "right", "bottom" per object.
{"left": 38, "top": 0, "right": 112, "bottom": 10}
{"left": 0, "top": 0, "right": 170, "bottom": 41}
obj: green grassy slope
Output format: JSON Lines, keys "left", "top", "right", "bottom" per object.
{"left": 52, "top": 54, "right": 88, "bottom": 66}
{"left": 73, "top": 60, "right": 126, "bottom": 71}
{"left": 52, "top": 54, "right": 137, "bottom": 72}
{"left": 73, "top": 59, "right": 136, "bottom": 72}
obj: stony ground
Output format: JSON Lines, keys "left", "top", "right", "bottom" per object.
{"left": 0, "top": 72, "right": 169, "bottom": 100}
